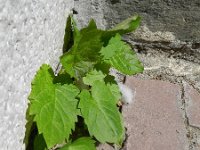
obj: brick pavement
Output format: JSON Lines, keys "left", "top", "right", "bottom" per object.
{"left": 122, "top": 77, "right": 200, "bottom": 150}
{"left": 98, "top": 77, "right": 200, "bottom": 150}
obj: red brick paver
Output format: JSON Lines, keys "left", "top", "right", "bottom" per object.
{"left": 97, "top": 143, "right": 114, "bottom": 150}
{"left": 185, "top": 84, "right": 200, "bottom": 128}
{"left": 123, "top": 77, "right": 189, "bottom": 150}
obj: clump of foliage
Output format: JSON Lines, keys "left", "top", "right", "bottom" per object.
{"left": 24, "top": 15, "right": 143, "bottom": 150}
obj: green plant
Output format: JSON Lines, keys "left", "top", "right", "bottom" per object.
{"left": 24, "top": 15, "right": 143, "bottom": 150}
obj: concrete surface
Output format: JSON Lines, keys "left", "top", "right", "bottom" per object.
{"left": 0, "top": 0, "right": 73, "bottom": 149}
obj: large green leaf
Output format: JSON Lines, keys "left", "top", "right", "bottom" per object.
{"left": 100, "top": 34, "right": 144, "bottom": 75}
{"left": 59, "top": 137, "right": 96, "bottom": 150}
{"left": 29, "top": 64, "right": 80, "bottom": 148}
{"left": 79, "top": 81, "right": 124, "bottom": 145}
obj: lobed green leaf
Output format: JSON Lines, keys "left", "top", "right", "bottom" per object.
{"left": 100, "top": 34, "right": 144, "bottom": 75}
{"left": 79, "top": 81, "right": 124, "bottom": 145}
{"left": 83, "top": 69, "right": 121, "bottom": 104}
{"left": 29, "top": 64, "right": 80, "bottom": 148}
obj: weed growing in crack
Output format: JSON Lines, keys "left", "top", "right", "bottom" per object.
{"left": 24, "top": 15, "right": 143, "bottom": 150}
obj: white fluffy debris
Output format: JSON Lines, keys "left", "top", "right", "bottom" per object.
{"left": 118, "top": 83, "right": 134, "bottom": 104}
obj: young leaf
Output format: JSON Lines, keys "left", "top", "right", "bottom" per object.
{"left": 29, "top": 64, "right": 80, "bottom": 148}
{"left": 60, "top": 15, "right": 141, "bottom": 78}
{"left": 101, "top": 15, "right": 141, "bottom": 44}
{"left": 62, "top": 15, "right": 73, "bottom": 53}
{"left": 71, "top": 15, "right": 81, "bottom": 45}
{"left": 60, "top": 20, "right": 103, "bottom": 79}
{"left": 59, "top": 137, "right": 96, "bottom": 150}
{"left": 83, "top": 70, "right": 121, "bottom": 104}
{"left": 83, "top": 70, "right": 106, "bottom": 86}
{"left": 100, "top": 34, "right": 144, "bottom": 75}
{"left": 109, "top": 15, "right": 141, "bottom": 34}
{"left": 79, "top": 81, "right": 125, "bottom": 145}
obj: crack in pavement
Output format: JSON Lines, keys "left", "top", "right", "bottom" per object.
{"left": 181, "top": 81, "right": 200, "bottom": 150}
{"left": 180, "top": 82, "right": 196, "bottom": 150}
{"left": 137, "top": 67, "right": 200, "bottom": 150}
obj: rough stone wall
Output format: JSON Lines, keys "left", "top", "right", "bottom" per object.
{"left": 0, "top": 0, "right": 73, "bottom": 149}
{"left": 75, "top": 0, "right": 200, "bottom": 63}
{"left": 103, "top": 0, "right": 200, "bottom": 64}
{"left": 104, "top": 0, "right": 200, "bottom": 41}
{"left": 74, "top": 0, "right": 200, "bottom": 93}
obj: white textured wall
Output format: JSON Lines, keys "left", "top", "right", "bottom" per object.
{"left": 0, "top": 0, "right": 74, "bottom": 149}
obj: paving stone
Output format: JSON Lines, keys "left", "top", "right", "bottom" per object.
{"left": 97, "top": 143, "right": 115, "bottom": 150}
{"left": 122, "top": 77, "right": 189, "bottom": 150}
{"left": 184, "top": 84, "right": 200, "bottom": 128}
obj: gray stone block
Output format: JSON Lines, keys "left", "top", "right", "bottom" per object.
{"left": 104, "top": 0, "right": 200, "bottom": 42}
